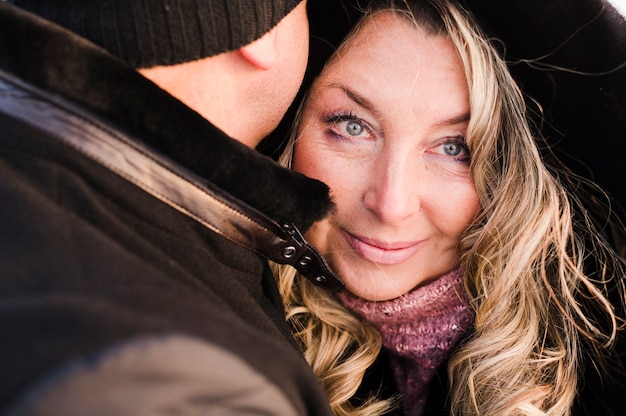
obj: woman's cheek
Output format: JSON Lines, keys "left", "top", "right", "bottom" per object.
{"left": 294, "top": 144, "right": 344, "bottom": 187}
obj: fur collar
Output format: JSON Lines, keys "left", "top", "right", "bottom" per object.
{"left": 0, "top": 2, "right": 333, "bottom": 232}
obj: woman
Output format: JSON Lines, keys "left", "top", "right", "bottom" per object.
{"left": 274, "top": 0, "right": 626, "bottom": 415}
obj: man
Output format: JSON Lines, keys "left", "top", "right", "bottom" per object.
{"left": 0, "top": 0, "right": 339, "bottom": 414}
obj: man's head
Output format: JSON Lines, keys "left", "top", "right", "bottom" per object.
{"left": 9, "top": 0, "right": 305, "bottom": 67}
{"left": 11, "top": 0, "right": 310, "bottom": 147}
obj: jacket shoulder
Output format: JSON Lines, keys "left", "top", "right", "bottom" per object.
{"left": 6, "top": 335, "right": 301, "bottom": 416}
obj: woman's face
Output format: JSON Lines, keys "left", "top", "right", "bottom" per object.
{"left": 292, "top": 11, "right": 480, "bottom": 301}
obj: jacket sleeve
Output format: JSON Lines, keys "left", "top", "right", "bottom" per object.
{"left": 5, "top": 335, "right": 301, "bottom": 416}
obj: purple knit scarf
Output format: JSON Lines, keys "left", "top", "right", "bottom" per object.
{"left": 337, "top": 269, "right": 474, "bottom": 415}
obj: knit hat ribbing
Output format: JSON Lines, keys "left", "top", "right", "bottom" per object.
{"left": 9, "top": 0, "right": 303, "bottom": 68}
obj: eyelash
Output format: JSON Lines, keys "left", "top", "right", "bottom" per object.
{"left": 324, "top": 112, "right": 373, "bottom": 140}
{"left": 325, "top": 111, "right": 358, "bottom": 124}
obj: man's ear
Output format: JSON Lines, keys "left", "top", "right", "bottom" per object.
{"left": 239, "top": 27, "right": 277, "bottom": 70}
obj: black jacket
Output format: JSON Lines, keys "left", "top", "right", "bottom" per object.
{"left": 0, "top": 3, "right": 334, "bottom": 415}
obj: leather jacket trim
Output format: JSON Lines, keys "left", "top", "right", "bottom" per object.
{"left": 0, "top": 69, "right": 344, "bottom": 292}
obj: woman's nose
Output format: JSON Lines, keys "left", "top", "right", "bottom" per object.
{"left": 363, "top": 157, "right": 419, "bottom": 224}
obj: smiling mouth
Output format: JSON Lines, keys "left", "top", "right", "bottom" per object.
{"left": 343, "top": 231, "right": 423, "bottom": 265}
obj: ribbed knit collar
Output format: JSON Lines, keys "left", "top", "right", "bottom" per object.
{"left": 337, "top": 269, "right": 474, "bottom": 415}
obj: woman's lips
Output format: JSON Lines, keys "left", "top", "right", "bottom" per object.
{"left": 343, "top": 231, "right": 423, "bottom": 265}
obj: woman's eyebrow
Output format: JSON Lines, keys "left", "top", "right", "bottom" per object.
{"left": 433, "top": 112, "right": 470, "bottom": 128}
{"left": 326, "top": 81, "right": 469, "bottom": 127}
{"left": 328, "top": 82, "right": 378, "bottom": 114}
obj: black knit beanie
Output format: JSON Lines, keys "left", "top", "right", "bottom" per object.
{"left": 9, "top": 0, "right": 304, "bottom": 68}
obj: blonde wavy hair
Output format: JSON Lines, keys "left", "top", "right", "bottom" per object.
{"left": 273, "top": 0, "right": 626, "bottom": 415}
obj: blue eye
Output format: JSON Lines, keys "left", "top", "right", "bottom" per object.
{"left": 324, "top": 112, "right": 373, "bottom": 141}
{"left": 438, "top": 137, "right": 470, "bottom": 162}
{"left": 443, "top": 141, "right": 463, "bottom": 156}
{"left": 345, "top": 120, "right": 365, "bottom": 136}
